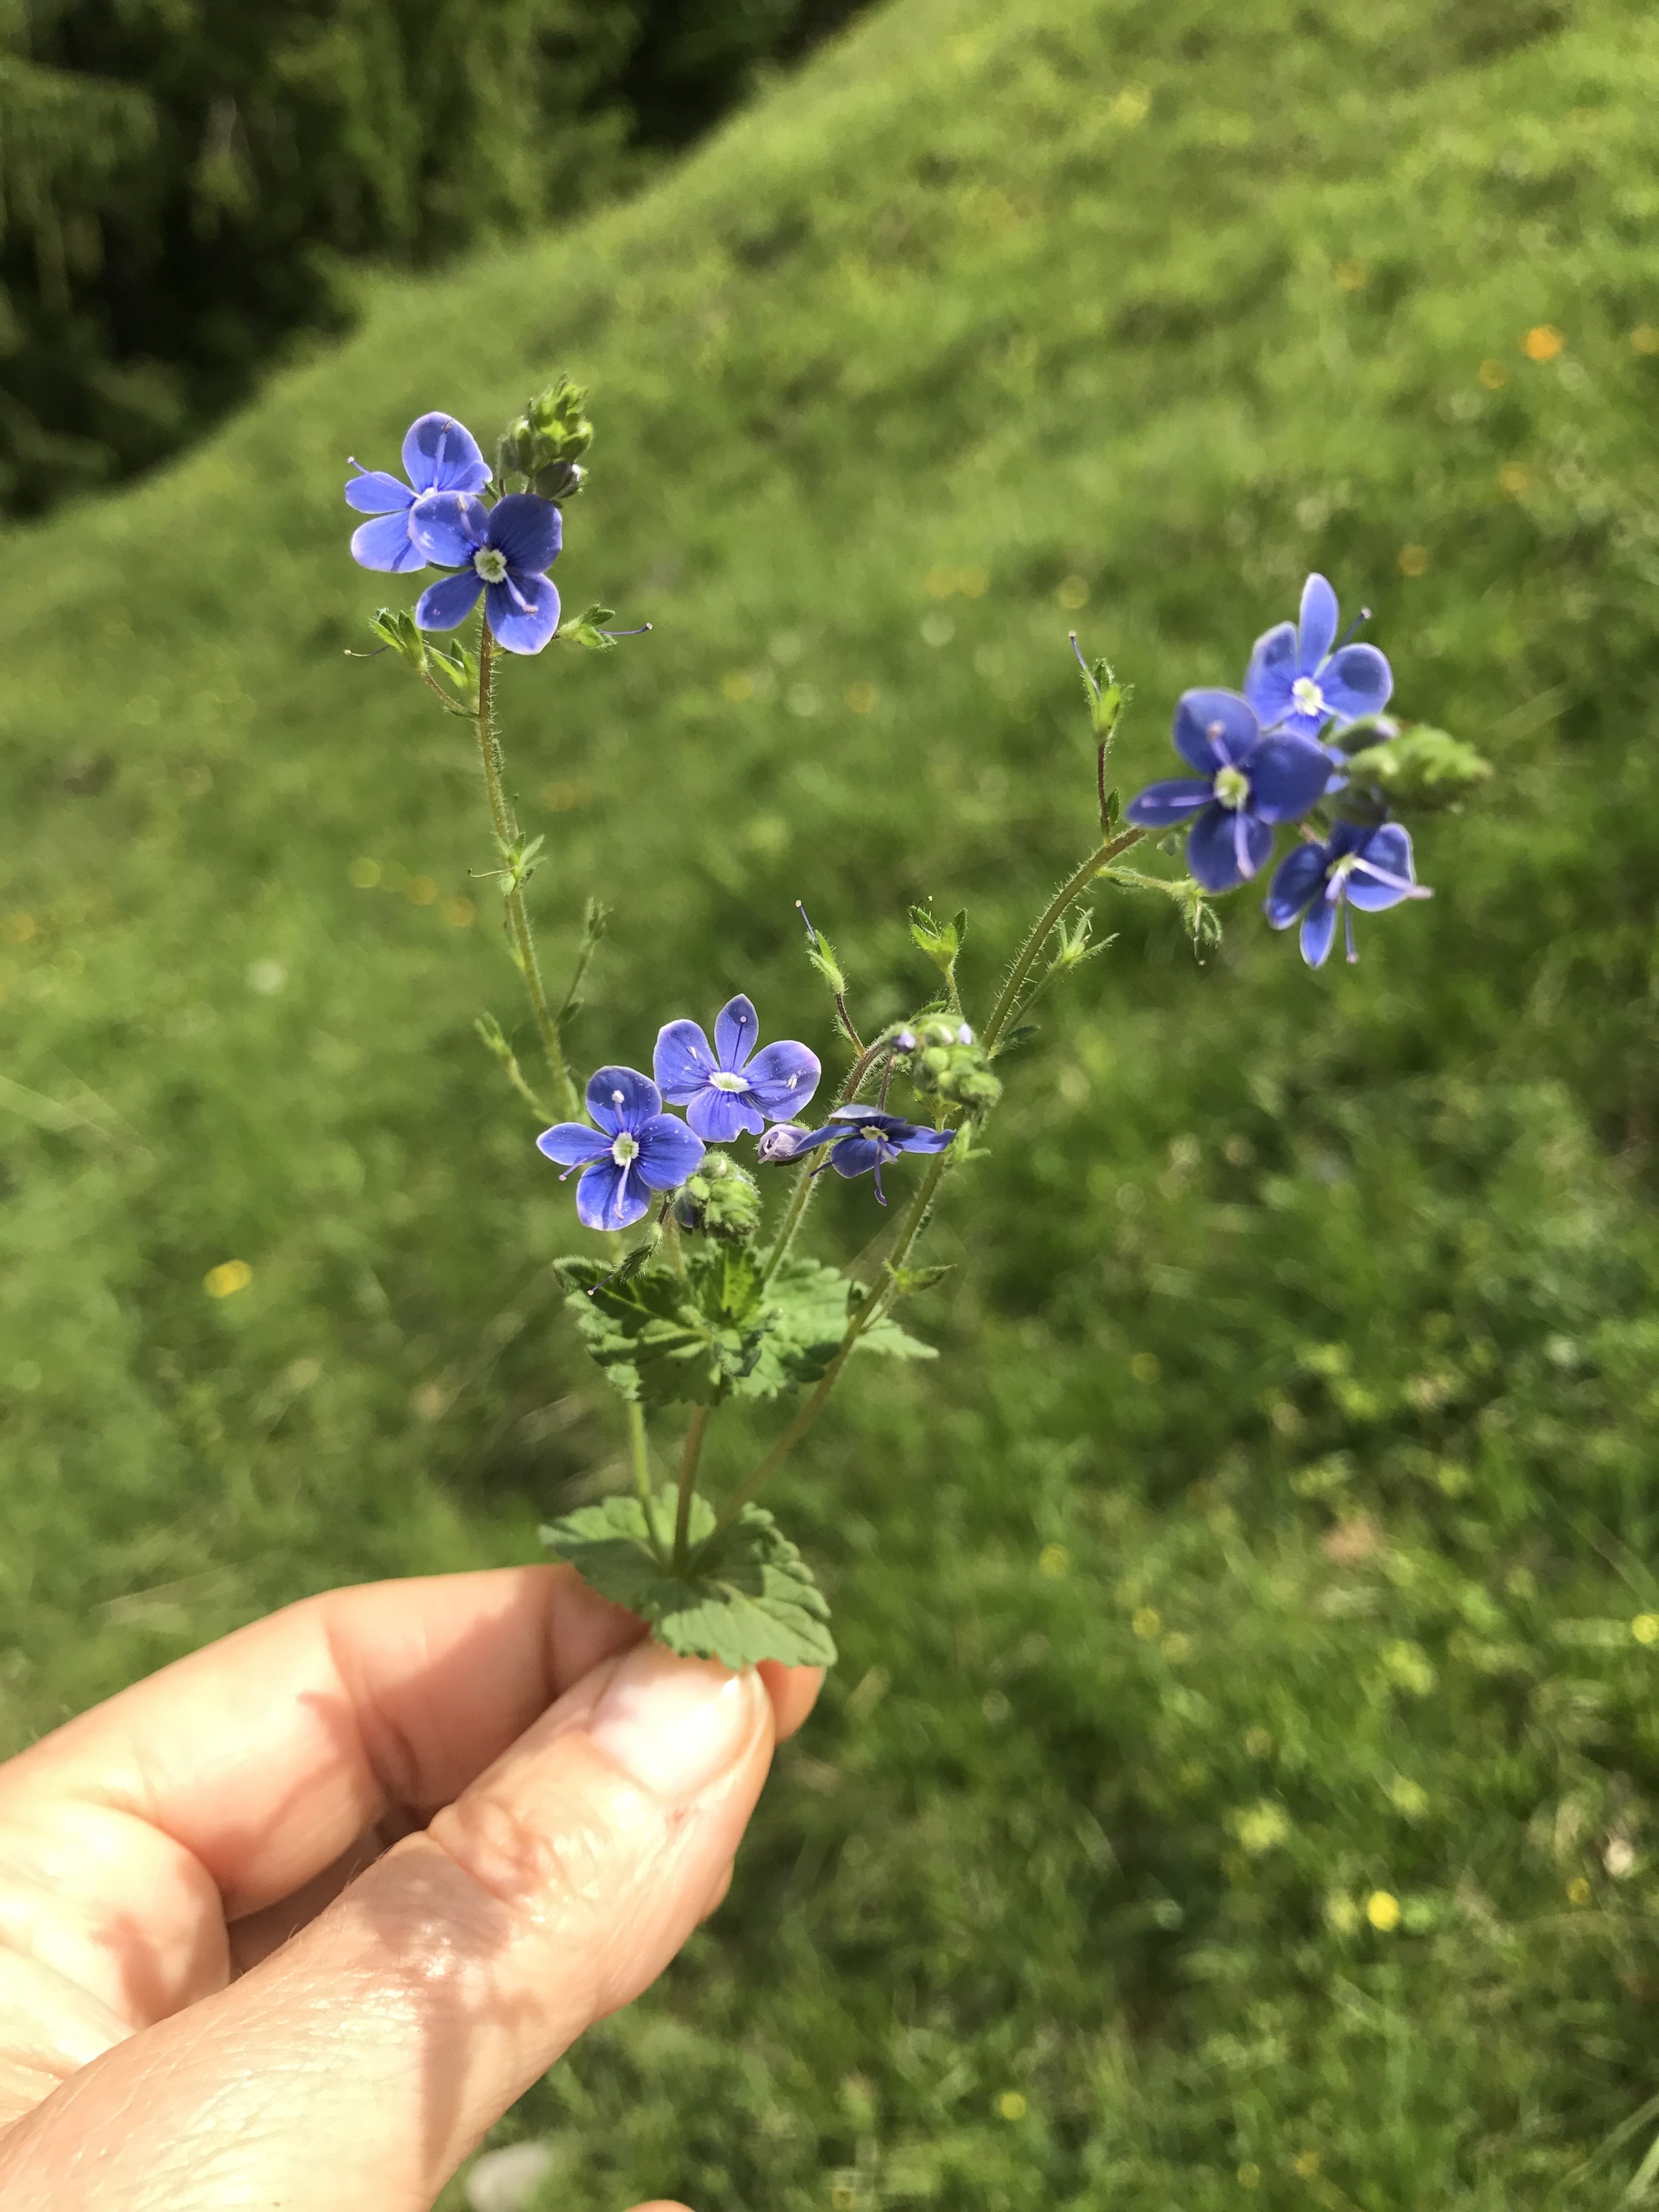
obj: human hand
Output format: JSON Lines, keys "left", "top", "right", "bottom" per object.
{"left": 0, "top": 1565, "right": 820, "bottom": 2211}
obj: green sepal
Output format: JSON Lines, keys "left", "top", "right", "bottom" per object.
{"left": 908, "top": 905, "right": 966, "bottom": 982}
{"left": 560, "top": 603, "right": 618, "bottom": 652}
{"left": 541, "top": 1488, "right": 837, "bottom": 1668}
{"left": 366, "top": 607, "right": 425, "bottom": 667}
{"left": 1335, "top": 720, "right": 1492, "bottom": 812}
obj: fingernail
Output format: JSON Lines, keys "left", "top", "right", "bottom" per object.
{"left": 587, "top": 1641, "right": 762, "bottom": 1797}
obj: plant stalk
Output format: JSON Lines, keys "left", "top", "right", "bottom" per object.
{"left": 983, "top": 825, "right": 1142, "bottom": 1049}
{"left": 674, "top": 1405, "right": 713, "bottom": 1568}
{"left": 474, "top": 615, "right": 579, "bottom": 1119}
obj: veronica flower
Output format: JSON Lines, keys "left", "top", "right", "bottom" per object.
{"left": 536, "top": 1067, "right": 705, "bottom": 1230}
{"left": 1263, "top": 820, "right": 1430, "bottom": 968}
{"left": 1246, "top": 573, "right": 1393, "bottom": 745}
{"left": 654, "top": 995, "right": 821, "bottom": 1142}
{"left": 758, "top": 1106, "right": 955, "bottom": 1204}
{"left": 1124, "top": 690, "right": 1331, "bottom": 891}
{"left": 409, "top": 491, "right": 562, "bottom": 655}
{"left": 344, "top": 411, "right": 491, "bottom": 573}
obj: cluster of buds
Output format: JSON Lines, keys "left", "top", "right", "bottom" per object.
{"left": 673, "top": 1148, "right": 763, "bottom": 1240}
{"left": 495, "top": 376, "right": 593, "bottom": 502}
{"left": 893, "top": 1017, "right": 1002, "bottom": 1116}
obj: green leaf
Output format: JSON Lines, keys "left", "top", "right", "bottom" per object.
{"left": 886, "top": 1260, "right": 954, "bottom": 1295}
{"left": 860, "top": 1307, "right": 938, "bottom": 1362}
{"left": 541, "top": 1488, "right": 836, "bottom": 1669}
{"left": 555, "top": 1258, "right": 731, "bottom": 1406}
{"left": 559, "top": 603, "right": 618, "bottom": 651}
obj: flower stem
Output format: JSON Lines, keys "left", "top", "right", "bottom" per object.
{"left": 628, "top": 1400, "right": 668, "bottom": 1564}
{"left": 983, "top": 825, "right": 1143, "bottom": 1049}
{"left": 474, "top": 615, "right": 579, "bottom": 1120}
{"left": 674, "top": 1405, "right": 713, "bottom": 1569}
{"left": 710, "top": 1143, "right": 950, "bottom": 1542}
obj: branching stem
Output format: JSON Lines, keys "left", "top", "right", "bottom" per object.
{"left": 474, "top": 616, "right": 579, "bottom": 1120}
{"left": 984, "top": 826, "right": 1143, "bottom": 1049}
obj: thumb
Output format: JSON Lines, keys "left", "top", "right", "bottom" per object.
{"left": 0, "top": 1643, "right": 776, "bottom": 2212}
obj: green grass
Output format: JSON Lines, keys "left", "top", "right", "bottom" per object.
{"left": 7, "top": 0, "right": 1659, "bottom": 2200}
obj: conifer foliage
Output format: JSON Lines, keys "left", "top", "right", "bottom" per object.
{"left": 0, "top": 0, "right": 859, "bottom": 516}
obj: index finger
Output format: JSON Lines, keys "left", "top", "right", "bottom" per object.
{"left": 0, "top": 1565, "right": 820, "bottom": 1917}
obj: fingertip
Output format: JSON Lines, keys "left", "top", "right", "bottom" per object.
{"left": 758, "top": 1662, "right": 823, "bottom": 1743}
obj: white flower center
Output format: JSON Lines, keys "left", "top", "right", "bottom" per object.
{"left": 611, "top": 1133, "right": 640, "bottom": 1165}
{"left": 1291, "top": 674, "right": 1327, "bottom": 719}
{"left": 709, "top": 1070, "right": 749, "bottom": 1092}
{"left": 1212, "top": 765, "right": 1251, "bottom": 811}
{"left": 474, "top": 546, "right": 509, "bottom": 583}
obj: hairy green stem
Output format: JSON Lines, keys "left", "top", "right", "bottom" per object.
{"left": 474, "top": 616, "right": 579, "bottom": 1120}
{"left": 711, "top": 1142, "right": 951, "bottom": 1541}
{"left": 674, "top": 1405, "right": 713, "bottom": 1568}
{"left": 983, "top": 825, "right": 1143, "bottom": 1049}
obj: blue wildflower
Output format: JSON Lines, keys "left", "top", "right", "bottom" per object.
{"left": 344, "top": 411, "right": 491, "bottom": 573}
{"left": 536, "top": 1066, "right": 705, "bottom": 1230}
{"left": 409, "top": 491, "right": 563, "bottom": 655}
{"left": 1263, "top": 820, "right": 1430, "bottom": 968}
{"left": 757, "top": 1106, "right": 955, "bottom": 1204}
{"left": 1124, "top": 689, "right": 1331, "bottom": 891}
{"left": 1246, "top": 573, "right": 1392, "bottom": 745}
{"left": 654, "top": 994, "right": 821, "bottom": 1143}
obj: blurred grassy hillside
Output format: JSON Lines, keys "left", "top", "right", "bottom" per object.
{"left": 7, "top": 0, "right": 1659, "bottom": 2201}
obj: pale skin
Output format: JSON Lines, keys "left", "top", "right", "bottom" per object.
{"left": 0, "top": 1566, "right": 822, "bottom": 2211}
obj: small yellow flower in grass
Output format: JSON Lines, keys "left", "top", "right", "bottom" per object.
{"left": 1633, "top": 326, "right": 1659, "bottom": 356}
{"left": 204, "top": 1260, "right": 252, "bottom": 1299}
{"left": 1366, "top": 1889, "right": 1401, "bottom": 1931}
{"left": 445, "top": 896, "right": 476, "bottom": 930}
{"left": 1478, "top": 358, "right": 1508, "bottom": 390}
{"left": 1334, "top": 259, "right": 1367, "bottom": 291}
{"left": 720, "top": 670, "right": 754, "bottom": 702}
{"left": 1237, "top": 2162, "right": 1262, "bottom": 2189}
{"left": 831, "top": 2188, "right": 857, "bottom": 2211}
{"left": 1056, "top": 574, "right": 1090, "bottom": 610}
{"left": 348, "top": 857, "right": 380, "bottom": 889}
{"left": 924, "top": 565, "right": 956, "bottom": 600}
{"left": 1129, "top": 1351, "right": 1161, "bottom": 1384}
{"left": 1232, "top": 1801, "right": 1290, "bottom": 1856}
{"left": 956, "top": 565, "right": 989, "bottom": 599}
{"left": 845, "top": 681, "right": 879, "bottom": 714}
{"left": 1038, "top": 1543, "right": 1070, "bottom": 1579}
{"left": 999, "top": 2091, "right": 1028, "bottom": 2122}
{"left": 3, "top": 911, "right": 38, "bottom": 944}
{"left": 1295, "top": 2149, "right": 1321, "bottom": 2180}
{"left": 1632, "top": 1613, "right": 1659, "bottom": 1645}
{"left": 1110, "top": 84, "right": 1151, "bottom": 126}
{"left": 1131, "top": 1605, "right": 1162, "bottom": 1641}
{"left": 1567, "top": 1876, "right": 1593, "bottom": 1907}
{"left": 1397, "top": 543, "right": 1429, "bottom": 577}
{"left": 1522, "top": 324, "right": 1564, "bottom": 362}
{"left": 407, "top": 875, "right": 438, "bottom": 907}
{"left": 1498, "top": 462, "right": 1532, "bottom": 496}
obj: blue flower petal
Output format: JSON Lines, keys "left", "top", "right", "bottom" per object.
{"left": 350, "top": 511, "right": 426, "bottom": 573}
{"left": 635, "top": 1112, "right": 707, "bottom": 1192}
{"left": 402, "top": 412, "right": 491, "bottom": 496}
{"left": 1173, "top": 688, "right": 1258, "bottom": 773}
{"left": 1299, "top": 573, "right": 1340, "bottom": 670}
{"left": 687, "top": 1087, "right": 764, "bottom": 1143}
{"left": 587, "top": 1066, "right": 662, "bottom": 1136}
{"left": 486, "top": 574, "right": 560, "bottom": 656}
{"left": 1246, "top": 734, "right": 1333, "bottom": 822}
{"left": 745, "top": 1039, "right": 821, "bottom": 1120}
{"left": 713, "top": 995, "right": 760, "bottom": 1071}
{"left": 758, "top": 1122, "right": 837, "bottom": 1163}
{"left": 1263, "top": 842, "right": 1329, "bottom": 927}
{"left": 536, "top": 1122, "right": 612, "bottom": 1168}
{"left": 1319, "top": 644, "right": 1393, "bottom": 723}
{"left": 409, "top": 490, "right": 488, "bottom": 568}
{"left": 486, "top": 491, "right": 562, "bottom": 575}
{"left": 345, "top": 467, "right": 414, "bottom": 516}
{"left": 1125, "top": 778, "right": 1214, "bottom": 827}
{"left": 1187, "top": 803, "right": 1272, "bottom": 891}
{"left": 654, "top": 1019, "right": 717, "bottom": 1103}
{"left": 1345, "top": 824, "right": 1421, "bottom": 912}
{"left": 1245, "top": 621, "right": 1299, "bottom": 729}
{"left": 1300, "top": 899, "right": 1338, "bottom": 968}
{"left": 829, "top": 1133, "right": 886, "bottom": 1178}
{"left": 415, "top": 569, "right": 485, "bottom": 632}
{"left": 897, "top": 1126, "right": 956, "bottom": 1155}
{"left": 576, "top": 1158, "right": 650, "bottom": 1232}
